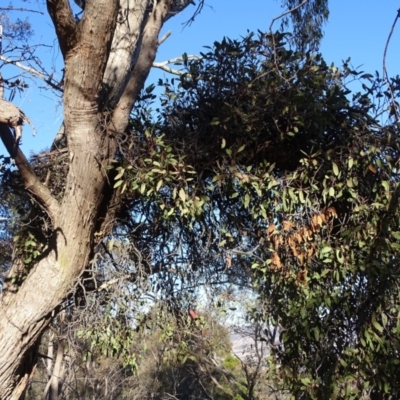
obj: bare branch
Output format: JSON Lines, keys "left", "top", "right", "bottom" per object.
{"left": 269, "top": 0, "right": 309, "bottom": 33}
{"left": 0, "top": 55, "right": 46, "bottom": 80}
{"left": 153, "top": 55, "right": 200, "bottom": 75}
{"left": 0, "top": 72, "right": 3, "bottom": 99}
{"left": 46, "top": 0, "right": 77, "bottom": 59}
{"left": 0, "top": 7, "right": 43, "bottom": 14}
{"left": 152, "top": 64, "right": 185, "bottom": 76}
{"left": 0, "top": 124, "right": 60, "bottom": 224}
{"left": 263, "top": 0, "right": 310, "bottom": 81}
{"left": 383, "top": 8, "right": 400, "bottom": 122}
{"left": 0, "top": 55, "right": 63, "bottom": 92}
{"left": 97, "top": 274, "right": 132, "bottom": 291}
{"left": 112, "top": 0, "right": 176, "bottom": 130}
{"left": 102, "top": 0, "right": 150, "bottom": 108}
{"left": 158, "top": 30, "right": 172, "bottom": 45}
{"left": 181, "top": 0, "right": 205, "bottom": 26}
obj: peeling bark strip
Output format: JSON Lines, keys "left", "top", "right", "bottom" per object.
{"left": 0, "top": 99, "right": 35, "bottom": 143}
{"left": 0, "top": 0, "right": 195, "bottom": 398}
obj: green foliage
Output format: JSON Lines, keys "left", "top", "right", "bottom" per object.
{"left": 4, "top": 26, "right": 400, "bottom": 399}
{"left": 280, "top": 0, "right": 329, "bottom": 51}
{"left": 65, "top": 300, "right": 238, "bottom": 400}
{"left": 0, "top": 12, "right": 33, "bottom": 41}
{"left": 123, "top": 31, "right": 400, "bottom": 398}
{"left": 223, "top": 353, "right": 240, "bottom": 370}
{"left": 77, "top": 310, "right": 138, "bottom": 370}
{"left": 0, "top": 163, "right": 49, "bottom": 285}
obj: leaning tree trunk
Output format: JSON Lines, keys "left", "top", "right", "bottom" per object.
{"left": 0, "top": 1, "right": 193, "bottom": 398}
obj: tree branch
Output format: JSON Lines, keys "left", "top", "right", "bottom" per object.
{"left": 0, "top": 55, "right": 46, "bottom": 79}
{"left": 0, "top": 124, "right": 60, "bottom": 224}
{"left": 112, "top": 0, "right": 174, "bottom": 131}
{"left": 0, "top": 55, "right": 63, "bottom": 92}
{"left": 153, "top": 55, "right": 200, "bottom": 76}
{"left": 102, "top": 0, "right": 150, "bottom": 108}
{"left": 0, "top": 7, "right": 43, "bottom": 14}
{"left": 46, "top": 0, "right": 78, "bottom": 59}
{"left": 62, "top": 0, "right": 119, "bottom": 111}
{"left": 383, "top": 8, "right": 400, "bottom": 122}
{"left": 158, "top": 30, "right": 172, "bottom": 45}
{"left": 269, "top": 0, "right": 310, "bottom": 32}
{"left": 268, "top": 0, "right": 310, "bottom": 75}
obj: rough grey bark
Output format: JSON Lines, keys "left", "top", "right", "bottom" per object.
{"left": 0, "top": 0, "right": 194, "bottom": 398}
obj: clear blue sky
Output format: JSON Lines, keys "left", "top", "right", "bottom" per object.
{"left": 1, "top": 0, "right": 399, "bottom": 155}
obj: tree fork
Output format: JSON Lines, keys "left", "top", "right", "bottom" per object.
{"left": 0, "top": 0, "right": 196, "bottom": 397}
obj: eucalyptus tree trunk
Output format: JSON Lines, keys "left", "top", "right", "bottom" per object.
{"left": 0, "top": 1, "right": 193, "bottom": 398}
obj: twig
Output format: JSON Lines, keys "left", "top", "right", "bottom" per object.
{"left": 182, "top": 0, "right": 205, "bottom": 26}
{"left": 152, "top": 55, "right": 200, "bottom": 76}
{"left": 152, "top": 64, "right": 185, "bottom": 76}
{"left": 158, "top": 30, "right": 171, "bottom": 45}
{"left": 0, "top": 55, "right": 63, "bottom": 92}
{"left": 269, "top": 0, "right": 310, "bottom": 79}
{"left": 251, "top": 0, "right": 310, "bottom": 85}
{"left": 0, "top": 7, "right": 43, "bottom": 14}
{"left": 382, "top": 8, "right": 400, "bottom": 122}
{"left": 0, "top": 55, "right": 44, "bottom": 80}
{"left": 269, "top": 0, "right": 309, "bottom": 33}
{"left": 0, "top": 124, "right": 60, "bottom": 224}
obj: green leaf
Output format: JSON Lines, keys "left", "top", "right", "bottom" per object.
{"left": 372, "top": 320, "right": 383, "bottom": 333}
{"left": 113, "top": 180, "right": 124, "bottom": 188}
{"left": 382, "top": 313, "right": 388, "bottom": 328}
{"left": 114, "top": 168, "right": 125, "bottom": 180}
{"left": 244, "top": 193, "right": 250, "bottom": 208}
{"left": 382, "top": 181, "right": 390, "bottom": 191}
{"left": 332, "top": 161, "right": 339, "bottom": 176}
{"left": 237, "top": 144, "right": 246, "bottom": 153}
{"left": 336, "top": 249, "right": 344, "bottom": 264}
{"left": 320, "top": 246, "right": 332, "bottom": 254}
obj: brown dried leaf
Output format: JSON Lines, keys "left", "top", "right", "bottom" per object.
{"left": 283, "top": 220, "right": 294, "bottom": 231}
{"left": 307, "top": 246, "right": 314, "bottom": 262}
{"left": 271, "top": 252, "right": 282, "bottom": 270}
{"left": 326, "top": 207, "right": 338, "bottom": 218}
{"left": 297, "top": 251, "right": 305, "bottom": 266}
{"left": 225, "top": 253, "right": 232, "bottom": 268}
{"left": 303, "top": 228, "right": 313, "bottom": 241}
{"left": 267, "top": 224, "right": 276, "bottom": 237}
{"left": 273, "top": 234, "right": 283, "bottom": 250}
{"left": 295, "top": 232, "right": 303, "bottom": 244}
{"left": 288, "top": 236, "right": 296, "bottom": 251}
{"left": 311, "top": 215, "right": 320, "bottom": 231}
{"left": 296, "top": 269, "right": 308, "bottom": 285}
